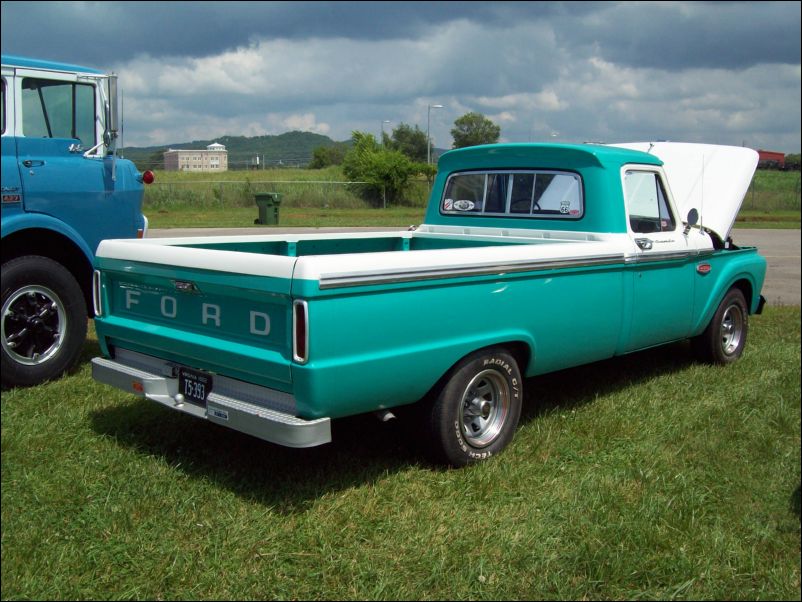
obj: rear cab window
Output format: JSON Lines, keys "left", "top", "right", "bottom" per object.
{"left": 442, "top": 170, "right": 584, "bottom": 219}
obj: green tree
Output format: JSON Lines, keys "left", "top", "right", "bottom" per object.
{"left": 451, "top": 112, "right": 501, "bottom": 149}
{"left": 148, "top": 149, "right": 167, "bottom": 170}
{"left": 386, "top": 123, "right": 429, "bottom": 162}
{"left": 309, "top": 144, "right": 347, "bottom": 169}
{"left": 342, "top": 131, "right": 429, "bottom": 205}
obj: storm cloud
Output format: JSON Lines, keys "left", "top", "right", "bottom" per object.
{"left": 2, "top": 1, "right": 799, "bottom": 152}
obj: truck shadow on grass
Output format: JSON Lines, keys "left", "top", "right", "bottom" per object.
{"left": 88, "top": 341, "right": 697, "bottom": 514}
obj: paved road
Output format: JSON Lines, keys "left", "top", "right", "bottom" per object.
{"left": 733, "top": 230, "right": 800, "bottom": 306}
{"left": 149, "top": 227, "right": 800, "bottom": 306}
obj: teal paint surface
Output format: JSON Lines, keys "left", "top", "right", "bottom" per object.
{"left": 291, "top": 264, "right": 625, "bottom": 418}
{"left": 177, "top": 235, "right": 528, "bottom": 257}
{"left": 94, "top": 260, "right": 295, "bottom": 389}
{"left": 424, "top": 143, "right": 661, "bottom": 234}
{"left": 689, "top": 247, "right": 766, "bottom": 334}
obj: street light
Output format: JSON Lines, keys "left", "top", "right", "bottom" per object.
{"left": 381, "top": 120, "right": 391, "bottom": 146}
{"left": 427, "top": 104, "right": 443, "bottom": 164}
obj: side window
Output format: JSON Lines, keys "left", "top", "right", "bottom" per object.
{"left": 1, "top": 79, "right": 5, "bottom": 135}
{"left": 443, "top": 173, "right": 485, "bottom": 213}
{"left": 21, "top": 78, "right": 96, "bottom": 144}
{"left": 442, "top": 170, "right": 583, "bottom": 218}
{"left": 624, "top": 170, "right": 676, "bottom": 233}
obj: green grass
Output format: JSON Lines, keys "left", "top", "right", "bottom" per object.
{"left": 147, "top": 206, "right": 425, "bottom": 229}
{"left": 2, "top": 308, "right": 799, "bottom": 600}
{"left": 141, "top": 168, "right": 799, "bottom": 230}
{"left": 735, "top": 209, "right": 801, "bottom": 229}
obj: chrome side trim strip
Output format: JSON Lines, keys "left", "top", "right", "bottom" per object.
{"left": 625, "top": 250, "right": 692, "bottom": 264}
{"left": 625, "top": 248, "right": 714, "bottom": 264}
{"left": 319, "top": 253, "right": 626, "bottom": 289}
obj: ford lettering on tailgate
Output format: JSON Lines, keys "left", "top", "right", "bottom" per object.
{"left": 114, "top": 280, "right": 286, "bottom": 347}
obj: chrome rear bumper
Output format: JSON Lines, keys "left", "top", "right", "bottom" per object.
{"left": 91, "top": 352, "right": 331, "bottom": 449}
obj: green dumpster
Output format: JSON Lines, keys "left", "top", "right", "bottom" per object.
{"left": 254, "top": 193, "right": 282, "bottom": 225}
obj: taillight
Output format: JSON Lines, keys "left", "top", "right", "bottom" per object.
{"left": 142, "top": 170, "right": 155, "bottom": 184}
{"left": 92, "top": 270, "right": 103, "bottom": 316}
{"left": 293, "top": 300, "right": 309, "bottom": 363}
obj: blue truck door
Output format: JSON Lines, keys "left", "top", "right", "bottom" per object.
{"left": 1, "top": 76, "right": 23, "bottom": 208}
{"left": 15, "top": 71, "right": 134, "bottom": 254}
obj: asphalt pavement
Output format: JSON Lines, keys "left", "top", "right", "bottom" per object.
{"left": 149, "top": 226, "right": 800, "bottom": 306}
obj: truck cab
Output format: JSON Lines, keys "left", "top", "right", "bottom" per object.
{"left": 1, "top": 55, "right": 151, "bottom": 387}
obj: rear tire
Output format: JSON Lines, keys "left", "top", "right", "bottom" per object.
{"left": 422, "top": 348, "right": 523, "bottom": 467}
{"left": 693, "top": 288, "right": 748, "bottom": 365}
{"left": 1, "top": 256, "right": 87, "bottom": 388}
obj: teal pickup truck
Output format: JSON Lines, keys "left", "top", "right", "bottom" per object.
{"left": 91, "top": 142, "right": 766, "bottom": 466}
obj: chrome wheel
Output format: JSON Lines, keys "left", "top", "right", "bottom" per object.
{"left": 719, "top": 303, "right": 744, "bottom": 356}
{"left": 461, "top": 369, "right": 511, "bottom": 448}
{"left": 1, "top": 285, "right": 67, "bottom": 366}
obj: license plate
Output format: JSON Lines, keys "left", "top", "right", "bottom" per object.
{"left": 178, "top": 367, "right": 213, "bottom": 407}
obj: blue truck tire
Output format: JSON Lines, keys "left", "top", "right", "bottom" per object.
{"left": 1, "top": 255, "right": 88, "bottom": 388}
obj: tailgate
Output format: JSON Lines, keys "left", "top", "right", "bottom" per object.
{"left": 95, "top": 254, "right": 296, "bottom": 391}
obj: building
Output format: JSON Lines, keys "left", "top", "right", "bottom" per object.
{"left": 756, "top": 149, "right": 785, "bottom": 169}
{"left": 164, "top": 143, "right": 228, "bottom": 172}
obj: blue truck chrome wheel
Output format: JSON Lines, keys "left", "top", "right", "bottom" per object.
{"left": 1, "top": 256, "right": 87, "bottom": 387}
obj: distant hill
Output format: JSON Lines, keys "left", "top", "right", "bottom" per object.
{"left": 120, "top": 131, "right": 349, "bottom": 171}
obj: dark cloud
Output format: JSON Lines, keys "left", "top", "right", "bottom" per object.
{"left": 0, "top": 1, "right": 582, "bottom": 66}
{"left": 3, "top": 1, "right": 798, "bottom": 152}
{"left": 563, "top": 1, "right": 801, "bottom": 71}
{"left": 3, "top": 1, "right": 797, "bottom": 71}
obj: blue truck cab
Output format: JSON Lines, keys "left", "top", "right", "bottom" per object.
{"left": 1, "top": 55, "right": 151, "bottom": 387}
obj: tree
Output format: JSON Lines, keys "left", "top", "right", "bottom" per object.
{"left": 386, "top": 123, "right": 429, "bottom": 163}
{"left": 451, "top": 112, "right": 501, "bottom": 149}
{"left": 341, "top": 131, "right": 430, "bottom": 205}
{"left": 309, "top": 144, "right": 347, "bottom": 169}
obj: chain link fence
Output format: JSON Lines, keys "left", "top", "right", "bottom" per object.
{"left": 143, "top": 179, "right": 431, "bottom": 210}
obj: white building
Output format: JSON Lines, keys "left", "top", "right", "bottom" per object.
{"left": 164, "top": 143, "right": 228, "bottom": 172}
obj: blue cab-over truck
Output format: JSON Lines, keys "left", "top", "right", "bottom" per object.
{"left": 2, "top": 55, "right": 150, "bottom": 388}
{"left": 90, "top": 141, "right": 766, "bottom": 466}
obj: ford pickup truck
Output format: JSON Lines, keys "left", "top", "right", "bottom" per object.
{"left": 91, "top": 142, "right": 766, "bottom": 466}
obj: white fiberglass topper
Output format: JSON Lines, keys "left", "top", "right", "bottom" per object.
{"left": 610, "top": 142, "right": 759, "bottom": 241}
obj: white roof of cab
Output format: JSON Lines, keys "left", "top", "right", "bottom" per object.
{"left": 609, "top": 142, "right": 758, "bottom": 240}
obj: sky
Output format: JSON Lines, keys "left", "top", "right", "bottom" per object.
{"left": 2, "top": 1, "right": 800, "bottom": 153}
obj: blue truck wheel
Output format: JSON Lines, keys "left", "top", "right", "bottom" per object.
{"left": 1, "top": 256, "right": 88, "bottom": 388}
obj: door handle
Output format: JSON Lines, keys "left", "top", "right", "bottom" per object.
{"left": 22, "top": 160, "right": 45, "bottom": 168}
{"left": 635, "top": 238, "right": 653, "bottom": 250}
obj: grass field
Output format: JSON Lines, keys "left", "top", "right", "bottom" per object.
{"left": 2, "top": 308, "right": 799, "bottom": 600}
{"left": 142, "top": 168, "right": 800, "bottom": 230}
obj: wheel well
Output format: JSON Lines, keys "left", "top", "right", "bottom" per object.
{"left": 420, "top": 341, "right": 532, "bottom": 405}
{"left": 505, "top": 341, "right": 532, "bottom": 375}
{"left": 2, "top": 229, "right": 93, "bottom": 317}
{"left": 731, "top": 279, "right": 754, "bottom": 311}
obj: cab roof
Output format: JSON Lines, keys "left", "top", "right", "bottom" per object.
{"left": 437, "top": 142, "right": 663, "bottom": 172}
{"left": 1, "top": 54, "right": 103, "bottom": 75}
